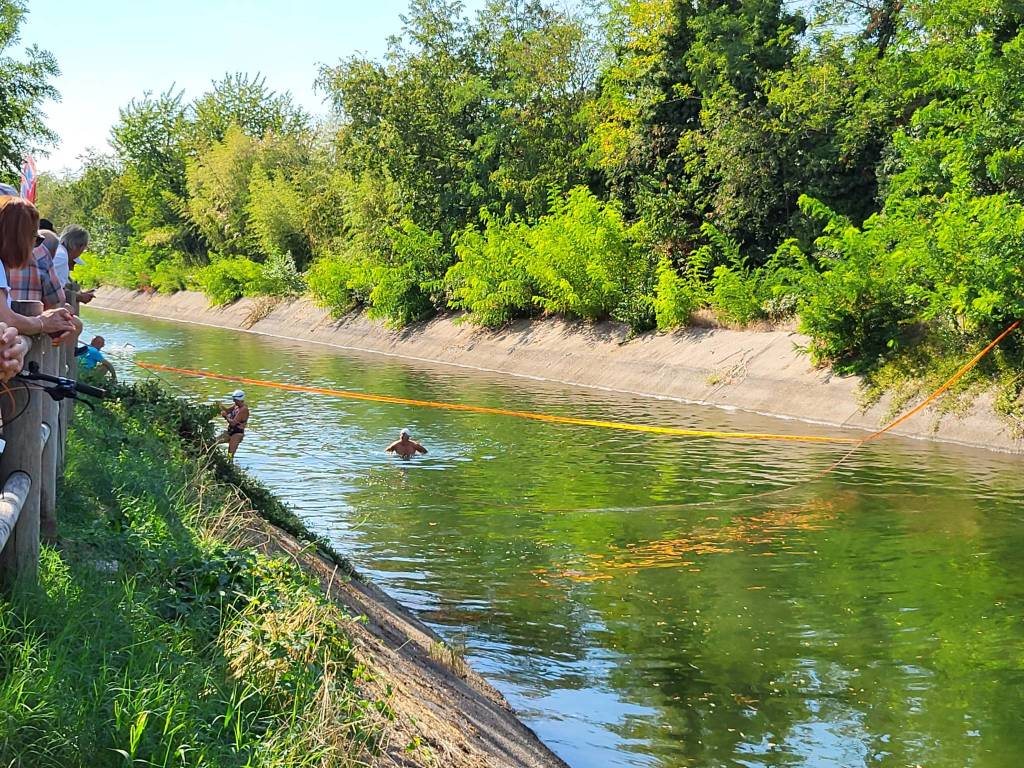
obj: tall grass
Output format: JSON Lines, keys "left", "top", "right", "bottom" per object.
{"left": 0, "top": 383, "right": 387, "bottom": 767}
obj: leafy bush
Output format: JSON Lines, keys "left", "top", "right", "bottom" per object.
{"left": 306, "top": 250, "right": 360, "bottom": 316}
{"left": 365, "top": 221, "right": 449, "bottom": 327}
{"left": 798, "top": 214, "right": 920, "bottom": 369}
{"left": 249, "top": 250, "right": 305, "bottom": 297}
{"left": 709, "top": 266, "right": 762, "bottom": 325}
{"left": 526, "top": 187, "right": 639, "bottom": 321}
{"left": 757, "top": 239, "right": 808, "bottom": 321}
{"left": 71, "top": 255, "right": 109, "bottom": 289}
{"left": 196, "top": 256, "right": 263, "bottom": 305}
{"left": 652, "top": 258, "right": 699, "bottom": 330}
{"left": 150, "top": 255, "right": 191, "bottom": 293}
{"left": 74, "top": 242, "right": 175, "bottom": 291}
{"left": 445, "top": 214, "right": 534, "bottom": 327}
{"left": 915, "top": 192, "right": 1024, "bottom": 330}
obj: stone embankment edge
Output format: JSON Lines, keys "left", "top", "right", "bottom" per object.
{"left": 88, "top": 288, "right": 1021, "bottom": 455}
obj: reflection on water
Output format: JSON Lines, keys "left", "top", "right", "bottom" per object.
{"left": 84, "top": 308, "right": 1024, "bottom": 768}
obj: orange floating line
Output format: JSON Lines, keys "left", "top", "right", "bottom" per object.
{"left": 135, "top": 361, "right": 860, "bottom": 444}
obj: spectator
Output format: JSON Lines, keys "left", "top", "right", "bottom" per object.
{"left": 0, "top": 196, "right": 76, "bottom": 340}
{"left": 8, "top": 237, "right": 66, "bottom": 309}
{"left": 55, "top": 224, "right": 94, "bottom": 304}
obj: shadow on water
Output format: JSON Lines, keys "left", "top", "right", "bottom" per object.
{"left": 86, "top": 307, "right": 1024, "bottom": 768}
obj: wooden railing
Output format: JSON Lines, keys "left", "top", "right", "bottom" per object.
{"left": 0, "top": 297, "right": 80, "bottom": 588}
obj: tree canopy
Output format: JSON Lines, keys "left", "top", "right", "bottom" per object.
{"left": 0, "top": 0, "right": 59, "bottom": 178}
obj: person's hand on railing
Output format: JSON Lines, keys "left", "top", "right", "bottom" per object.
{"left": 77, "top": 289, "right": 95, "bottom": 304}
{"left": 41, "top": 307, "right": 76, "bottom": 342}
{"left": 0, "top": 323, "right": 29, "bottom": 382}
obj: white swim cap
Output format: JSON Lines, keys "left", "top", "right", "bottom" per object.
{"left": 231, "top": 389, "right": 245, "bottom": 400}
{"left": 400, "top": 427, "right": 410, "bottom": 437}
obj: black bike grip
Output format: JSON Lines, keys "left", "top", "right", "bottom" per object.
{"left": 75, "top": 382, "right": 107, "bottom": 399}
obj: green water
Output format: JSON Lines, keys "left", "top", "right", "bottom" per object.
{"left": 84, "top": 308, "right": 1024, "bottom": 768}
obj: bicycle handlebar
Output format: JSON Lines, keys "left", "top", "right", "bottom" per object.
{"left": 74, "top": 381, "right": 107, "bottom": 398}
{"left": 20, "top": 361, "right": 108, "bottom": 400}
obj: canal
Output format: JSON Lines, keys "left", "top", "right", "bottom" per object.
{"left": 84, "top": 307, "right": 1024, "bottom": 768}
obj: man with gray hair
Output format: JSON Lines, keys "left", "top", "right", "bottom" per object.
{"left": 55, "top": 224, "right": 94, "bottom": 303}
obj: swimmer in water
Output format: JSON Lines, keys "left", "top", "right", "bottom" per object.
{"left": 385, "top": 428, "right": 428, "bottom": 459}
{"left": 216, "top": 389, "right": 249, "bottom": 458}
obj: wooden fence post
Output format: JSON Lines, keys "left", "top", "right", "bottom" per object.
{"left": 60, "top": 286, "right": 80, "bottom": 468}
{"left": 54, "top": 286, "right": 78, "bottom": 474}
{"left": 39, "top": 339, "right": 60, "bottom": 542}
{"left": 55, "top": 341, "right": 65, "bottom": 473}
{"left": 0, "top": 300, "right": 45, "bottom": 588}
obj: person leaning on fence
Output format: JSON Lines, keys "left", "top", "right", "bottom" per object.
{"left": 0, "top": 196, "right": 76, "bottom": 343}
{"left": 7, "top": 232, "right": 66, "bottom": 309}
{"left": 55, "top": 225, "right": 94, "bottom": 304}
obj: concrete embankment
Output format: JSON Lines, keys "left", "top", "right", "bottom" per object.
{"left": 89, "top": 287, "right": 1022, "bottom": 454}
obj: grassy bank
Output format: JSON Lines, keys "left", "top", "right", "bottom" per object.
{"left": 0, "top": 382, "right": 391, "bottom": 767}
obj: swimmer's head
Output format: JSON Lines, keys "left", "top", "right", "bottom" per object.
{"left": 400, "top": 427, "right": 410, "bottom": 439}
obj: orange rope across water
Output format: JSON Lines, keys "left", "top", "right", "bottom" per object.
{"left": 135, "top": 362, "right": 859, "bottom": 445}
{"left": 791, "top": 318, "right": 1022, "bottom": 490}
{"left": 861, "top": 319, "right": 1021, "bottom": 443}
{"left": 135, "top": 319, "right": 1019, "bottom": 448}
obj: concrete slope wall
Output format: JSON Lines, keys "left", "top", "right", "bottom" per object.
{"left": 88, "top": 288, "right": 1022, "bottom": 454}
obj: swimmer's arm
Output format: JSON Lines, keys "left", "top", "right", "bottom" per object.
{"left": 384, "top": 441, "right": 400, "bottom": 453}
{"left": 414, "top": 441, "right": 428, "bottom": 454}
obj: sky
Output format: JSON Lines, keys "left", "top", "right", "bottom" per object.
{"left": 20, "top": 0, "right": 485, "bottom": 174}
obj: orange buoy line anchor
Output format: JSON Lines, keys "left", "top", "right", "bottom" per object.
{"left": 134, "top": 362, "right": 859, "bottom": 445}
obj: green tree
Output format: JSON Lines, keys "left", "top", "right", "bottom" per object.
{"left": 317, "top": 0, "right": 482, "bottom": 238}
{"left": 191, "top": 72, "right": 309, "bottom": 148}
{"left": 109, "top": 88, "right": 201, "bottom": 259}
{"left": 185, "top": 125, "right": 259, "bottom": 256}
{"left": 35, "top": 152, "right": 132, "bottom": 252}
{"left": 469, "top": 0, "right": 600, "bottom": 218}
{"left": 0, "top": 0, "right": 59, "bottom": 176}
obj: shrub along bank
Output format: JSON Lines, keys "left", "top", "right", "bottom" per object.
{"left": 0, "top": 381, "right": 393, "bottom": 767}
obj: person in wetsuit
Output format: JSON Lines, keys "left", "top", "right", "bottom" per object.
{"left": 385, "top": 427, "right": 428, "bottom": 459}
{"left": 216, "top": 389, "right": 249, "bottom": 458}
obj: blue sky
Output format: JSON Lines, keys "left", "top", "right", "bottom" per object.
{"left": 21, "top": 0, "right": 485, "bottom": 173}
